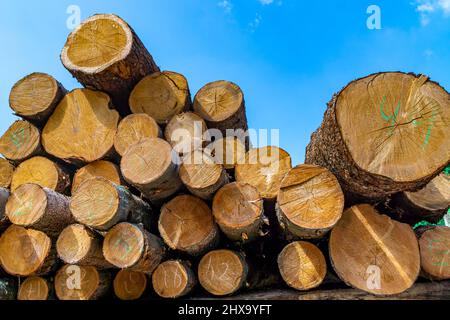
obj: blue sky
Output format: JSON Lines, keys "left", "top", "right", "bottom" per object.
{"left": 0, "top": 0, "right": 449, "bottom": 165}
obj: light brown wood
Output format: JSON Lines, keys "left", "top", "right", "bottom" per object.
{"left": 165, "top": 112, "right": 207, "bottom": 155}
{"left": 42, "top": 88, "right": 119, "bottom": 165}
{"left": 114, "top": 113, "right": 161, "bottom": 156}
{"left": 235, "top": 146, "right": 292, "bottom": 200}
{"left": 276, "top": 165, "right": 344, "bottom": 239}
{"left": 0, "top": 120, "right": 42, "bottom": 163}
{"left": 9, "top": 73, "right": 67, "bottom": 124}
{"left": 121, "top": 138, "right": 182, "bottom": 202}
{"left": 329, "top": 204, "right": 420, "bottom": 295}
{"left": 417, "top": 226, "right": 450, "bottom": 280}
{"left": 0, "top": 225, "right": 56, "bottom": 276}
{"left": 205, "top": 136, "right": 246, "bottom": 170}
{"left": 113, "top": 269, "right": 147, "bottom": 300}
{"left": 61, "top": 14, "right": 160, "bottom": 115}
{"left": 198, "top": 249, "right": 248, "bottom": 296}
{"left": 212, "top": 182, "right": 264, "bottom": 242}
{"left": 71, "top": 160, "right": 122, "bottom": 194}
{"left": 0, "top": 158, "right": 14, "bottom": 188}
{"left": 130, "top": 71, "right": 192, "bottom": 124}
{"left": 103, "top": 222, "right": 165, "bottom": 274}
{"left": 159, "top": 195, "right": 219, "bottom": 256}
{"left": 17, "top": 276, "right": 51, "bottom": 300}
{"left": 152, "top": 260, "right": 196, "bottom": 299}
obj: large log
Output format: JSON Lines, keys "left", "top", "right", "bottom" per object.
{"left": 306, "top": 72, "right": 450, "bottom": 202}
{"left": 61, "top": 14, "right": 160, "bottom": 115}
{"left": 0, "top": 158, "right": 14, "bottom": 188}
{"left": 129, "top": 71, "right": 192, "bottom": 125}
{"left": 71, "top": 160, "right": 122, "bottom": 194}
{"left": 0, "top": 278, "right": 17, "bottom": 300}
{"left": 42, "top": 88, "right": 119, "bottom": 165}
{"left": 416, "top": 226, "right": 450, "bottom": 280}
{"left": 205, "top": 136, "right": 246, "bottom": 171}
{"left": 9, "top": 73, "right": 67, "bottom": 125}
{"left": 17, "top": 276, "right": 53, "bottom": 300}
{"left": 329, "top": 204, "right": 420, "bottom": 295}
{"left": 113, "top": 269, "right": 148, "bottom": 300}
{"left": 0, "top": 120, "right": 42, "bottom": 163}
{"left": 152, "top": 260, "right": 196, "bottom": 299}
{"left": 164, "top": 112, "right": 207, "bottom": 155}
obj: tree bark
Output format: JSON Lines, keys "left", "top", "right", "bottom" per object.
{"left": 152, "top": 260, "right": 196, "bottom": 299}
{"left": 0, "top": 158, "right": 14, "bottom": 189}
{"left": 71, "top": 160, "right": 123, "bottom": 194}
{"left": 113, "top": 269, "right": 148, "bottom": 300}
{"left": 0, "top": 278, "right": 17, "bottom": 300}
{"left": 416, "top": 226, "right": 450, "bottom": 280}
{"left": 0, "top": 188, "right": 10, "bottom": 233}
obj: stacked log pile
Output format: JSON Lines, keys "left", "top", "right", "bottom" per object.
{"left": 0, "top": 13, "right": 449, "bottom": 301}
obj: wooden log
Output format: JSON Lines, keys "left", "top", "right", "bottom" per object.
{"left": 416, "top": 226, "right": 450, "bottom": 280}
{"left": 205, "top": 136, "right": 246, "bottom": 170}
{"left": 54, "top": 265, "right": 111, "bottom": 300}
{"left": 18, "top": 276, "right": 53, "bottom": 300}
{"left": 0, "top": 158, "right": 14, "bottom": 188}
{"left": 61, "top": 14, "right": 159, "bottom": 115}
{"left": 57, "top": 224, "right": 113, "bottom": 269}
{"left": 0, "top": 188, "right": 10, "bottom": 232}
{"left": 42, "top": 88, "right": 119, "bottom": 165}
{"left": 129, "top": 71, "right": 192, "bottom": 125}
{"left": 0, "top": 225, "right": 57, "bottom": 276}
{"left": 329, "top": 204, "right": 420, "bottom": 296}
{"left": 10, "top": 156, "right": 70, "bottom": 193}
{"left": 71, "top": 160, "right": 122, "bottom": 194}
{"left": 179, "top": 150, "right": 229, "bottom": 200}
{"left": 276, "top": 164, "right": 344, "bottom": 240}
{"left": 70, "top": 177, "right": 152, "bottom": 231}
{"left": 6, "top": 183, "right": 74, "bottom": 237}
{"left": 103, "top": 222, "right": 165, "bottom": 274}
{"left": 0, "top": 278, "right": 17, "bottom": 300}
{"left": 165, "top": 112, "right": 207, "bottom": 155}
{"left": 212, "top": 182, "right": 265, "bottom": 242}
{"left": 277, "top": 241, "right": 327, "bottom": 291}
{"left": 152, "top": 260, "right": 196, "bottom": 299}
{"left": 113, "top": 269, "right": 147, "bottom": 300}
{"left": 235, "top": 146, "right": 292, "bottom": 200}
{"left": 9, "top": 72, "right": 67, "bottom": 125}
{"left": 0, "top": 120, "right": 42, "bottom": 163}
{"left": 305, "top": 72, "right": 450, "bottom": 202}
{"left": 159, "top": 195, "right": 219, "bottom": 256}
{"left": 121, "top": 138, "right": 182, "bottom": 202}
{"left": 114, "top": 113, "right": 161, "bottom": 156}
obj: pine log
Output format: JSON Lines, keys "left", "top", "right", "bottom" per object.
{"left": 179, "top": 150, "right": 229, "bottom": 200}
{"left": 416, "top": 226, "right": 450, "bottom": 280}
{"left": 71, "top": 160, "right": 122, "bottom": 194}
{"left": 159, "top": 195, "right": 219, "bottom": 256}
{"left": 152, "top": 260, "right": 196, "bottom": 299}
{"left": 57, "top": 224, "right": 113, "bottom": 269}
{"left": 0, "top": 120, "right": 42, "bottom": 163}
{"left": 329, "top": 204, "right": 421, "bottom": 295}
{"left": 165, "top": 112, "right": 207, "bottom": 155}
{"left": 42, "top": 88, "right": 119, "bottom": 165}
{"left": 54, "top": 265, "right": 111, "bottom": 300}
{"left": 6, "top": 184, "right": 74, "bottom": 237}
{"left": 9, "top": 73, "right": 67, "bottom": 125}
{"left": 121, "top": 138, "right": 182, "bottom": 202}
{"left": 10, "top": 156, "right": 70, "bottom": 193}
{"left": 103, "top": 222, "right": 165, "bottom": 274}
{"left": 0, "top": 225, "right": 57, "bottom": 276}
{"left": 17, "top": 276, "right": 53, "bottom": 300}
{"left": 205, "top": 136, "right": 246, "bottom": 170}
{"left": 70, "top": 177, "right": 152, "bottom": 231}
{"left": 306, "top": 72, "right": 450, "bottom": 202}
{"left": 276, "top": 164, "right": 344, "bottom": 240}
{"left": 0, "top": 158, "right": 14, "bottom": 188}
{"left": 235, "top": 146, "right": 292, "bottom": 200}
{"left": 113, "top": 269, "right": 147, "bottom": 300}
{"left": 129, "top": 71, "right": 192, "bottom": 124}
{"left": 114, "top": 113, "right": 161, "bottom": 156}
{"left": 0, "top": 278, "right": 17, "bottom": 300}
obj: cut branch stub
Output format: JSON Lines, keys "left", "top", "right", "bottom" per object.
{"left": 71, "top": 160, "right": 122, "bottom": 194}
{"left": 0, "top": 120, "right": 42, "bottom": 163}
{"left": 18, "top": 276, "right": 52, "bottom": 300}
{"left": 113, "top": 269, "right": 148, "bottom": 300}
{"left": 417, "top": 226, "right": 450, "bottom": 280}
{"left": 152, "top": 260, "right": 196, "bottom": 299}
{"left": 164, "top": 112, "right": 207, "bottom": 155}
{"left": 0, "top": 158, "right": 14, "bottom": 188}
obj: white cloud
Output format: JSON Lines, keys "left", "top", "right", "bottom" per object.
{"left": 249, "top": 13, "right": 262, "bottom": 32}
{"left": 218, "top": 0, "right": 233, "bottom": 13}
{"left": 414, "top": 0, "right": 450, "bottom": 25}
{"left": 259, "top": 0, "right": 274, "bottom": 4}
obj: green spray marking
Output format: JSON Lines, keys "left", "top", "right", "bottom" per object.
{"left": 14, "top": 201, "right": 32, "bottom": 217}
{"left": 379, "top": 96, "right": 401, "bottom": 136}
{"left": 114, "top": 238, "right": 132, "bottom": 260}
{"left": 10, "top": 128, "right": 26, "bottom": 149}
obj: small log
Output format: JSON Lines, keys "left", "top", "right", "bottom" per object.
{"left": 416, "top": 226, "right": 450, "bottom": 280}
{"left": 103, "top": 222, "right": 165, "bottom": 274}
{"left": 0, "top": 120, "right": 42, "bottom": 163}
{"left": 0, "top": 158, "right": 14, "bottom": 188}
{"left": 71, "top": 160, "right": 122, "bottom": 194}
{"left": 164, "top": 112, "right": 207, "bottom": 155}
{"left": 113, "top": 269, "right": 148, "bottom": 300}
{"left": 152, "top": 260, "right": 196, "bottom": 299}
{"left": 9, "top": 72, "right": 67, "bottom": 125}
{"left": 129, "top": 71, "right": 192, "bottom": 125}
{"left": 205, "top": 136, "right": 246, "bottom": 170}
{"left": 0, "top": 278, "right": 17, "bottom": 300}
{"left": 159, "top": 195, "right": 219, "bottom": 256}
{"left": 18, "top": 276, "right": 53, "bottom": 300}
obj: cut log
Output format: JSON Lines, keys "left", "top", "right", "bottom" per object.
{"left": 198, "top": 249, "right": 248, "bottom": 296}
{"left": 103, "top": 222, "right": 165, "bottom": 274}
{"left": 114, "top": 113, "right": 161, "bottom": 156}
{"left": 277, "top": 241, "right": 327, "bottom": 291}
{"left": 6, "top": 184, "right": 73, "bottom": 237}
{"left": 10, "top": 156, "right": 70, "bottom": 193}
{"left": 72, "top": 160, "right": 122, "bottom": 194}
{"left": 54, "top": 265, "right": 111, "bottom": 300}
{"left": 17, "top": 276, "right": 52, "bottom": 300}
{"left": 0, "top": 158, "right": 14, "bottom": 188}
{"left": 212, "top": 182, "right": 265, "bottom": 242}
{"left": 416, "top": 226, "right": 450, "bottom": 280}
{"left": 113, "top": 269, "right": 147, "bottom": 300}
{"left": 205, "top": 136, "right": 246, "bottom": 170}
{"left": 329, "top": 204, "right": 420, "bottom": 295}
{"left": 61, "top": 14, "right": 160, "bottom": 115}
{"left": 129, "top": 71, "right": 192, "bottom": 124}
{"left": 276, "top": 164, "right": 344, "bottom": 240}
{"left": 0, "top": 225, "right": 57, "bottom": 276}
{"left": 0, "top": 278, "right": 17, "bottom": 300}
{"left": 158, "top": 195, "right": 219, "bottom": 256}
{"left": 121, "top": 138, "right": 182, "bottom": 202}
{"left": 9, "top": 72, "right": 67, "bottom": 125}
{"left": 70, "top": 177, "right": 152, "bottom": 231}
{"left": 42, "top": 88, "right": 119, "bottom": 165}
{"left": 165, "top": 112, "right": 207, "bottom": 155}
{"left": 57, "top": 224, "right": 113, "bottom": 269}
{"left": 235, "top": 146, "right": 292, "bottom": 200}
{"left": 152, "top": 260, "right": 196, "bottom": 299}
{"left": 0, "top": 187, "right": 10, "bottom": 227}
{"left": 305, "top": 72, "right": 450, "bottom": 202}
{"left": 179, "top": 150, "right": 229, "bottom": 200}
{"left": 0, "top": 120, "right": 42, "bottom": 163}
